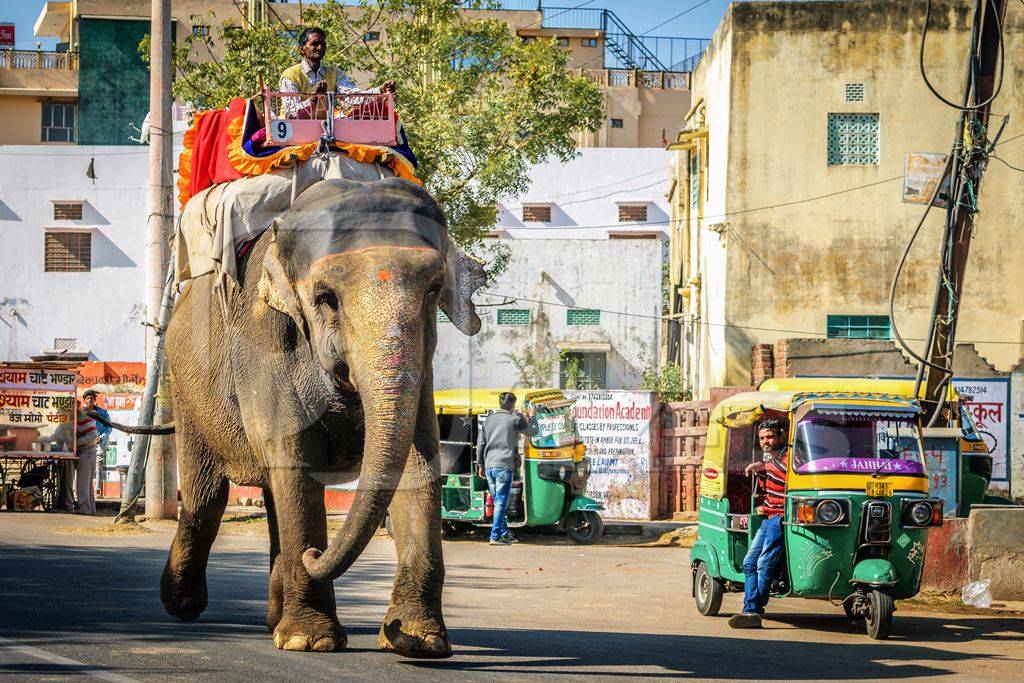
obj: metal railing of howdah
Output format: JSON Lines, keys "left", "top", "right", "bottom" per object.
{"left": 0, "top": 49, "right": 79, "bottom": 70}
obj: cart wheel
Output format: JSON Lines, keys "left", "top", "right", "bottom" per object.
{"left": 865, "top": 589, "right": 894, "bottom": 640}
{"left": 565, "top": 510, "right": 603, "bottom": 545}
{"left": 694, "top": 562, "right": 724, "bottom": 616}
{"left": 384, "top": 514, "right": 395, "bottom": 538}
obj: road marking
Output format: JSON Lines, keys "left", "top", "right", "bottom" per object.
{"left": 0, "top": 636, "right": 139, "bottom": 683}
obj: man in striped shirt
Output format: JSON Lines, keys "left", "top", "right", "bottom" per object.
{"left": 729, "top": 418, "right": 789, "bottom": 629}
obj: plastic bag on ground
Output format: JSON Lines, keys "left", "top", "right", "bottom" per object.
{"left": 961, "top": 579, "right": 992, "bottom": 608}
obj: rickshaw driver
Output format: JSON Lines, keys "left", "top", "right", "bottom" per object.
{"left": 729, "top": 418, "right": 789, "bottom": 629}
{"left": 279, "top": 27, "right": 396, "bottom": 119}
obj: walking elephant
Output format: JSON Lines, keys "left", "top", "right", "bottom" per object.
{"left": 159, "top": 177, "right": 484, "bottom": 657}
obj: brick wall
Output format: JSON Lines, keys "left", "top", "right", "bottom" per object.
{"left": 618, "top": 204, "right": 649, "bottom": 222}
{"left": 751, "top": 343, "right": 775, "bottom": 386}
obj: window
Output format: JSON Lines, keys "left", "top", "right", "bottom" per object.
{"left": 45, "top": 231, "right": 91, "bottom": 272}
{"left": 567, "top": 309, "right": 600, "bottom": 326}
{"left": 364, "top": 31, "right": 380, "bottom": 41}
{"left": 560, "top": 351, "right": 606, "bottom": 389}
{"left": 618, "top": 204, "right": 648, "bottom": 222}
{"left": 497, "top": 309, "right": 531, "bottom": 325}
{"left": 53, "top": 202, "right": 83, "bottom": 221}
{"left": 522, "top": 205, "right": 551, "bottom": 223}
{"left": 610, "top": 118, "right": 624, "bottom": 129}
{"left": 436, "top": 309, "right": 450, "bottom": 323}
{"left": 827, "top": 113, "right": 879, "bottom": 165}
{"left": 582, "top": 38, "right": 598, "bottom": 47}
{"left": 53, "top": 337, "right": 78, "bottom": 351}
{"left": 192, "top": 24, "right": 210, "bottom": 37}
{"left": 826, "top": 314, "right": 891, "bottom": 340}
{"left": 689, "top": 148, "right": 701, "bottom": 213}
{"left": 555, "top": 37, "right": 569, "bottom": 47}
{"left": 845, "top": 82, "right": 865, "bottom": 103}
{"left": 41, "top": 102, "right": 76, "bottom": 143}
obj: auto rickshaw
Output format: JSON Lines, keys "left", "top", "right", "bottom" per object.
{"left": 691, "top": 378, "right": 944, "bottom": 639}
{"left": 428, "top": 388, "right": 604, "bottom": 544}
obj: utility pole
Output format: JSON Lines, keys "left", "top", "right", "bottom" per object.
{"left": 143, "top": 0, "right": 177, "bottom": 520}
{"left": 918, "top": 0, "right": 1008, "bottom": 423}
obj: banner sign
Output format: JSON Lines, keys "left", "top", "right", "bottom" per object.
{"left": 0, "top": 368, "right": 78, "bottom": 392}
{"left": 566, "top": 390, "right": 656, "bottom": 520}
{"left": 0, "top": 24, "right": 14, "bottom": 47}
{"left": 952, "top": 378, "right": 1010, "bottom": 482}
{"left": 0, "top": 390, "right": 75, "bottom": 427}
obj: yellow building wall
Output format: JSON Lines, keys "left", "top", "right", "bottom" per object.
{"left": 674, "top": 0, "right": 1024, "bottom": 393}
{"left": 0, "top": 96, "right": 47, "bottom": 145}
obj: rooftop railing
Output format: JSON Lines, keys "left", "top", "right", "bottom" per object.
{"left": 580, "top": 69, "right": 689, "bottom": 90}
{"left": 0, "top": 49, "right": 79, "bottom": 71}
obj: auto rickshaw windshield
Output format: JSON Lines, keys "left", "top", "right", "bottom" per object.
{"left": 528, "top": 401, "right": 578, "bottom": 449}
{"left": 792, "top": 411, "right": 925, "bottom": 475}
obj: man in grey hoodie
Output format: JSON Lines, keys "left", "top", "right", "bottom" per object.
{"left": 476, "top": 392, "right": 537, "bottom": 545}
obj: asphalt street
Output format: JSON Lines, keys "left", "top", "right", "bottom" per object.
{"left": 0, "top": 511, "right": 1021, "bottom": 681}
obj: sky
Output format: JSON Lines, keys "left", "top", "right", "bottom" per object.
{"left": 0, "top": 0, "right": 734, "bottom": 51}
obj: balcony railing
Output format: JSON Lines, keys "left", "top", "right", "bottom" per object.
{"left": 581, "top": 69, "right": 689, "bottom": 90}
{"left": 0, "top": 49, "right": 79, "bottom": 71}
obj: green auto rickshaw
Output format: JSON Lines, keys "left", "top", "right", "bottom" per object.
{"left": 430, "top": 388, "right": 604, "bottom": 544}
{"left": 692, "top": 378, "right": 944, "bottom": 639}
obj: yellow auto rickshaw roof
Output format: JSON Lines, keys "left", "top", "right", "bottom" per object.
{"left": 759, "top": 377, "right": 959, "bottom": 401}
{"left": 433, "top": 388, "right": 565, "bottom": 415}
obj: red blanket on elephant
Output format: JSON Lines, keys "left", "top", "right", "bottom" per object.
{"left": 177, "top": 98, "right": 246, "bottom": 207}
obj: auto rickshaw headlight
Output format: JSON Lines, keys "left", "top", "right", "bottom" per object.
{"left": 796, "top": 501, "right": 817, "bottom": 524}
{"left": 816, "top": 499, "right": 844, "bottom": 525}
{"left": 909, "top": 501, "right": 933, "bottom": 526}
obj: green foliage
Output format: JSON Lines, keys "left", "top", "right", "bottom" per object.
{"left": 504, "top": 346, "right": 560, "bottom": 388}
{"left": 638, "top": 352, "right": 691, "bottom": 402}
{"left": 146, "top": 0, "right": 604, "bottom": 257}
{"left": 560, "top": 351, "right": 583, "bottom": 390}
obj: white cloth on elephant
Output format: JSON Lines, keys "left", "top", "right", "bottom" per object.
{"left": 174, "top": 152, "right": 396, "bottom": 314}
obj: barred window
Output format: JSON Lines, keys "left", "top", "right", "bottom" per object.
{"left": 827, "top": 113, "right": 879, "bottom": 165}
{"left": 45, "top": 231, "right": 91, "bottom": 272}
{"left": 567, "top": 309, "right": 600, "bottom": 326}
{"left": 53, "top": 202, "right": 83, "bottom": 221}
{"left": 41, "top": 102, "right": 76, "bottom": 143}
{"left": 522, "top": 205, "right": 551, "bottom": 222}
{"left": 560, "top": 351, "right": 606, "bottom": 389}
{"left": 845, "top": 82, "right": 865, "bottom": 102}
{"left": 497, "top": 309, "right": 531, "bottom": 325}
{"left": 610, "top": 118, "right": 624, "bottom": 129}
{"left": 826, "top": 314, "right": 891, "bottom": 340}
{"left": 53, "top": 337, "right": 78, "bottom": 351}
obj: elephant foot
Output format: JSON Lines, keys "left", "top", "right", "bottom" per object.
{"left": 273, "top": 613, "right": 347, "bottom": 653}
{"left": 267, "top": 598, "right": 283, "bottom": 633}
{"left": 378, "top": 612, "right": 452, "bottom": 659}
{"left": 160, "top": 568, "right": 207, "bottom": 622}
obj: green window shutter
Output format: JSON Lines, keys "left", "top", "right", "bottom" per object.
{"left": 826, "top": 315, "right": 891, "bottom": 340}
{"left": 827, "top": 113, "right": 880, "bottom": 166}
{"left": 497, "top": 309, "right": 531, "bottom": 325}
{"left": 567, "top": 309, "right": 601, "bottom": 326}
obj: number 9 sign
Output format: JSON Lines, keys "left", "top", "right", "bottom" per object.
{"left": 269, "top": 120, "right": 293, "bottom": 144}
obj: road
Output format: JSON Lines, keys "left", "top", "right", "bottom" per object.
{"left": 0, "top": 512, "right": 1021, "bottom": 681}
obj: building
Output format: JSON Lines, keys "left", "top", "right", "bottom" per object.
{"left": 434, "top": 148, "right": 670, "bottom": 390}
{"left": 0, "top": 146, "right": 152, "bottom": 362}
{"left": 665, "top": 0, "right": 1024, "bottom": 397}
{"left": 4, "top": 0, "right": 701, "bottom": 147}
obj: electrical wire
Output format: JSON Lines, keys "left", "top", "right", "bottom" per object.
{"left": 643, "top": 0, "right": 715, "bottom": 35}
{"left": 919, "top": 0, "right": 1005, "bottom": 111}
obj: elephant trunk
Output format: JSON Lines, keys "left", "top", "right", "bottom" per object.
{"left": 302, "top": 354, "right": 422, "bottom": 582}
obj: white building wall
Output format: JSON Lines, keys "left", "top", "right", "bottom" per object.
{"left": 0, "top": 145, "right": 152, "bottom": 361}
{"left": 434, "top": 237, "right": 663, "bottom": 391}
{"left": 495, "top": 148, "right": 671, "bottom": 239}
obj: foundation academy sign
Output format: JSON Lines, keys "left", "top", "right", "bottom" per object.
{"left": 566, "top": 390, "right": 657, "bottom": 519}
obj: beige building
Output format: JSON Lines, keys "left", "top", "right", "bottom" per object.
{"left": 3, "top": 0, "right": 699, "bottom": 147}
{"left": 665, "top": 0, "right": 1024, "bottom": 398}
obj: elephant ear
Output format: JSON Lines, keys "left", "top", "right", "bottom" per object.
{"left": 261, "top": 234, "right": 309, "bottom": 340}
{"left": 439, "top": 246, "right": 486, "bottom": 336}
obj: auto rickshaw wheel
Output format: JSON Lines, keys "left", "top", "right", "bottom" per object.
{"left": 843, "top": 595, "right": 865, "bottom": 621}
{"left": 441, "top": 521, "right": 462, "bottom": 538}
{"left": 565, "top": 510, "right": 604, "bottom": 545}
{"left": 694, "top": 562, "right": 724, "bottom": 617}
{"left": 865, "top": 589, "right": 894, "bottom": 640}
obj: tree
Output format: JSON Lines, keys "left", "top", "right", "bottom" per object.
{"left": 155, "top": 0, "right": 604, "bottom": 260}
{"left": 504, "top": 346, "right": 560, "bottom": 388}
{"left": 638, "top": 352, "right": 691, "bottom": 402}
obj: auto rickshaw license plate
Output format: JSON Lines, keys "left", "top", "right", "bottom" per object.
{"left": 865, "top": 481, "right": 893, "bottom": 498}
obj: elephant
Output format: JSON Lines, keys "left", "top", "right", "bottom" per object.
{"left": 158, "top": 176, "right": 484, "bottom": 657}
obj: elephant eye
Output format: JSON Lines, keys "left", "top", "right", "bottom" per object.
{"left": 314, "top": 288, "right": 340, "bottom": 313}
{"left": 427, "top": 281, "right": 442, "bottom": 298}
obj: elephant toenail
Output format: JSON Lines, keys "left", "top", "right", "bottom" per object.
{"left": 284, "top": 635, "right": 310, "bottom": 651}
{"left": 312, "top": 636, "right": 339, "bottom": 652}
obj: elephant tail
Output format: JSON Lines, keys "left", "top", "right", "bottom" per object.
{"left": 85, "top": 409, "right": 176, "bottom": 435}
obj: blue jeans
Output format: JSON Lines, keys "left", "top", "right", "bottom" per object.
{"left": 741, "top": 515, "right": 784, "bottom": 614}
{"left": 486, "top": 467, "right": 513, "bottom": 541}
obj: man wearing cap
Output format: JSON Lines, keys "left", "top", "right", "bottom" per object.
{"left": 83, "top": 389, "right": 111, "bottom": 502}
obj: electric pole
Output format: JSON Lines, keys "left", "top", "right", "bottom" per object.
{"left": 918, "top": 0, "right": 1008, "bottom": 423}
{"left": 142, "top": 0, "right": 177, "bottom": 520}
